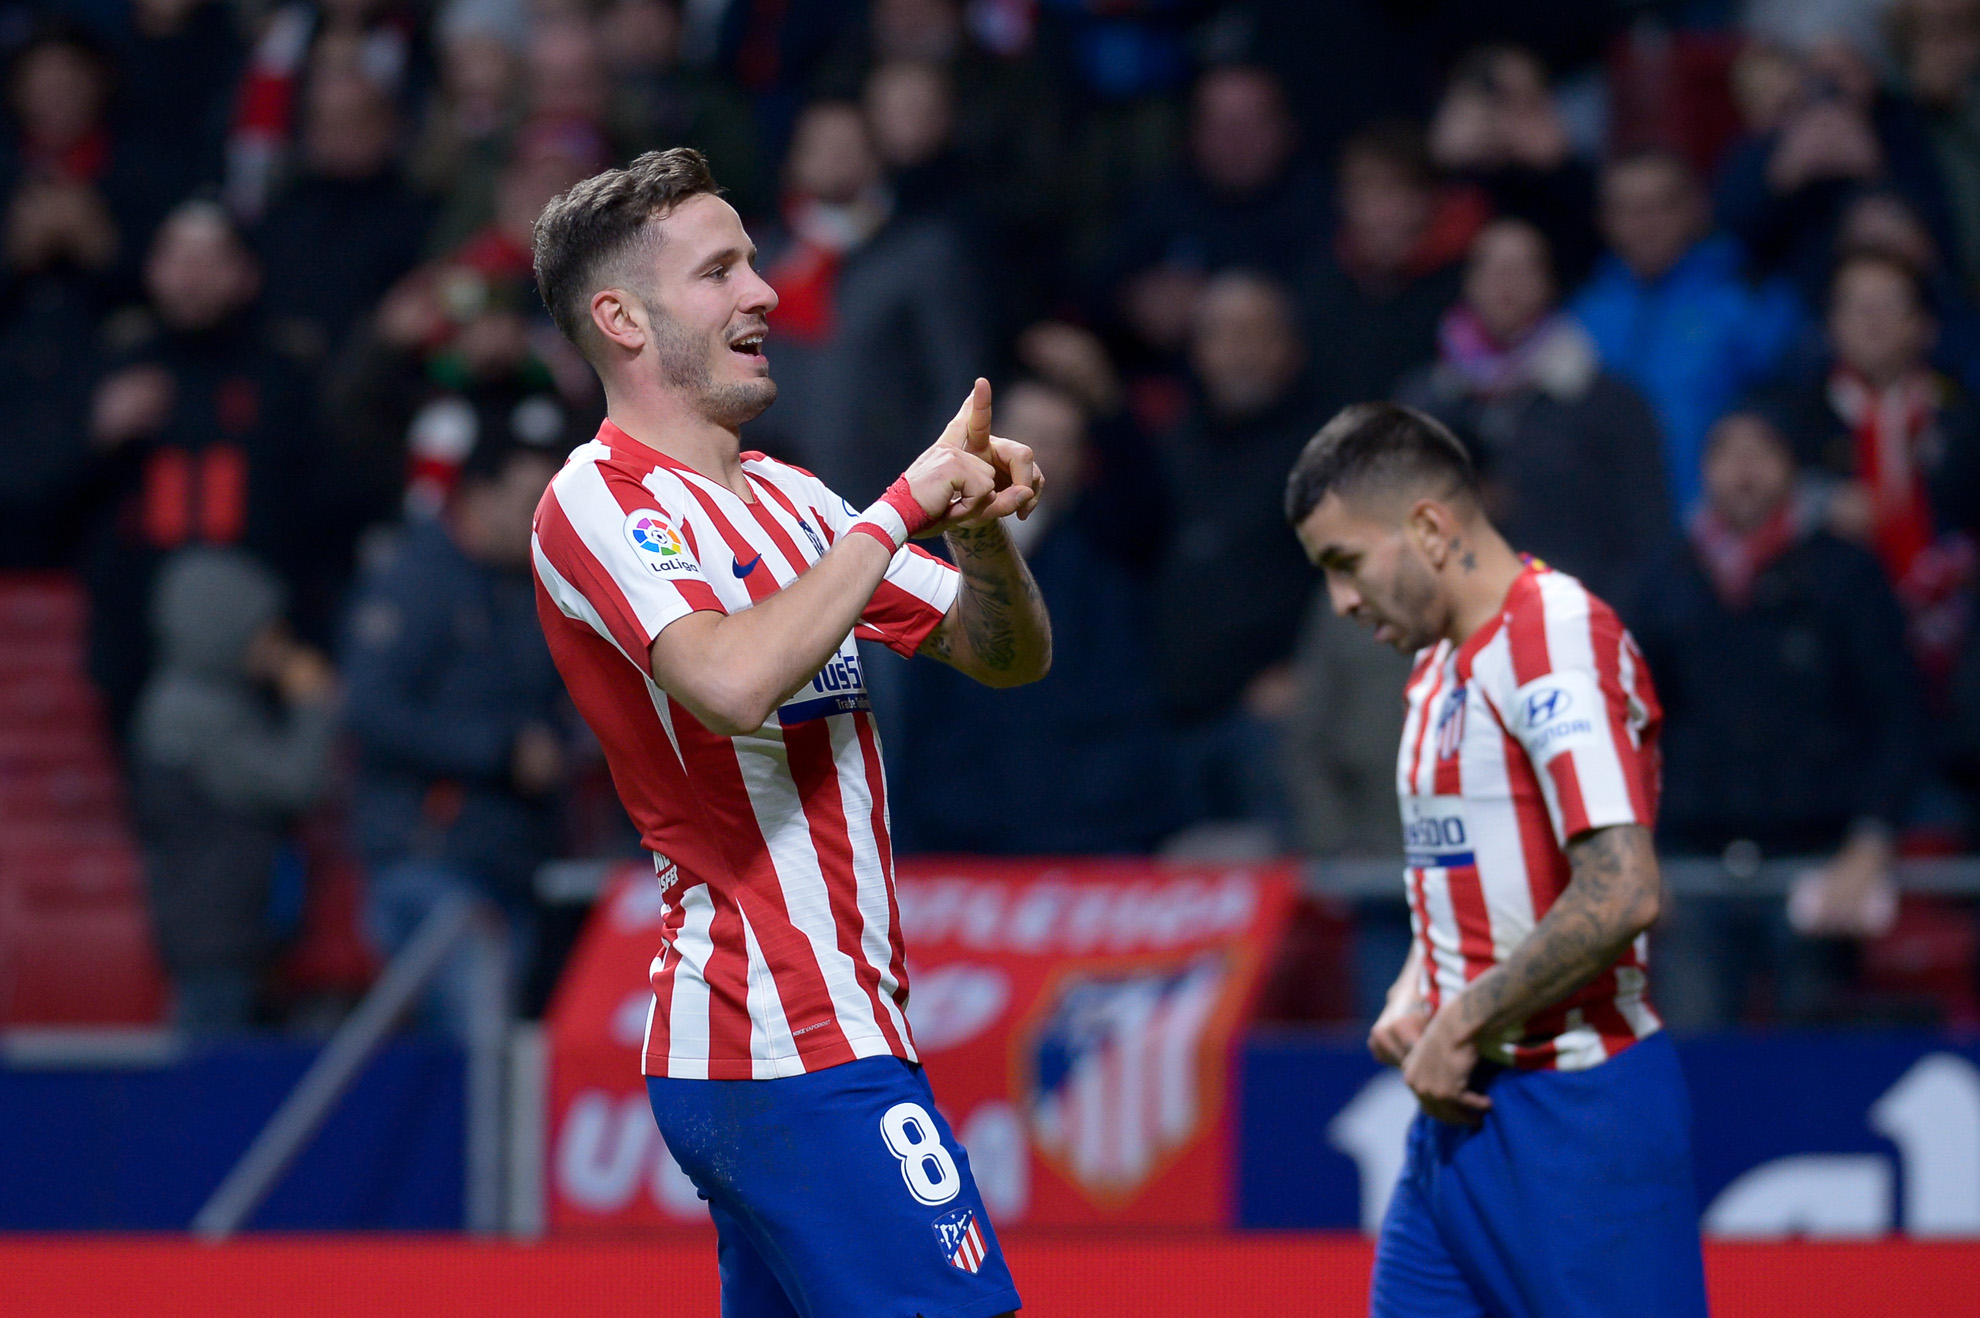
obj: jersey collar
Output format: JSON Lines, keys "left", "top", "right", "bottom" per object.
{"left": 1453, "top": 559, "right": 1544, "bottom": 683}
{"left": 597, "top": 418, "right": 761, "bottom": 503}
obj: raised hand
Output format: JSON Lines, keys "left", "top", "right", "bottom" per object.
{"left": 935, "top": 378, "right": 1044, "bottom": 521}
{"left": 898, "top": 442, "right": 999, "bottom": 537}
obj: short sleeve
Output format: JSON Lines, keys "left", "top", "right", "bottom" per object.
{"left": 532, "top": 462, "right": 725, "bottom": 663}
{"left": 1500, "top": 593, "right": 1658, "bottom": 846}
{"left": 815, "top": 481, "right": 962, "bottom": 658}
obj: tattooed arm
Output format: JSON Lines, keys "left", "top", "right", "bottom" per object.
{"left": 1400, "top": 824, "right": 1663, "bottom": 1123}
{"left": 917, "top": 518, "right": 1053, "bottom": 687}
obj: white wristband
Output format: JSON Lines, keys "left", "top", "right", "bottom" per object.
{"left": 849, "top": 499, "right": 910, "bottom": 552}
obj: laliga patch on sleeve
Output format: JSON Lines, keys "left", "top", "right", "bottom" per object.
{"left": 1509, "top": 668, "right": 1606, "bottom": 767}
{"left": 622, "top": 509, "right": 703, "bottom": 577}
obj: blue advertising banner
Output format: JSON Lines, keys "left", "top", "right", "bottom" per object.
{"left": 0, "top": 1037, "right": 464, "bottom": 1230}
{"left": 1239, "top": 1030, "right": 1980, "bottom": 1237}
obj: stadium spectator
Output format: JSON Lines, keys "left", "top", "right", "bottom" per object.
{"left": 340, "top": 432, "right": 567, "bottom": 1036}
{"left": 864, "top": 59, "right": 965, "bottom": 222}
{"left": 112, "top": 0, "right": 242, "bottom": 253}
{"left": 77, "top": 200, "right": 319, "bottom": 741}
{"left": 407, "top": 14, "right": 521, "bottom": 254}
{"left": 1156, "top": 271, "right": 1323, "bottom": 846}
{"left": 225, "top": 0, "right": 430, "bottom": 222}
{"left": 1427, "top": 44, "right": 1601, "bottom": 285}
{"left": 1769, "top": 248, "right": 1980, "bottom": 683}
{"left": 321, "top": 143, "right": 598, "bottom": 537}
{"left": 602, "top": 0, "right": 766, "bottom": 218}
{"left": 255, "top": 70, "right": 432, "bottom": 370}
{"left": 1624, "top": 410, "right": 1925, "bottom": 1027}
{"left": 1890, "top": 0, "right": 1980, "bottom": 287}
{"left": 1397, "top": 218, "right": 1670, "bottom": 602}
{"left": 1302, "top": 119, "right": 1485, "bottom": 419}
{"left": 0, "top": 50, "right": 116, "bottom": 568}
{"left": 820, "top": 0, "right": 1064, "bottom": 244}
{"left": 892, "top": 378, "right": 1169, "bottom": 854}
{"left": 132, "top": 547, "right": 339, "bottom": 1031}
{"left": 1573, "top": 148, "right": 1804, "bottom": 515}
{"left": 1832, "top": 188, "right": 1980, "bottom": 392}
{"left": 3, "top": 26, "right": 137, "bottom": 286}
{"left": 1104, "top": 65, "right": 1325, "bottom": 344}
{"left": 750, "top": 98, "right": 984, "bottom": 501}
{"left": 1715, "top": 35, "right": 1957, "bottom": 302}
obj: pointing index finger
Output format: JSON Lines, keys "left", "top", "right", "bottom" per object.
{"left": 965, "top": 377, "right": 993, "bottom": 455}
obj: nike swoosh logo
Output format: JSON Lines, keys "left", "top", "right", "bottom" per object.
{"left": 732, "top": 553, "right": 763, "bottom": 578}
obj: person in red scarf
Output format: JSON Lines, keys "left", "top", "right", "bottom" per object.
{"left": 3, "top": 26, "right": 127, "bottom": 284}
{"left": 1776, "top": 247, "right": 1980, "bottom": 685}
{"left": 1622, "top": 409, "right": 1926, "bottom": 1027}
{"left": 1397, "top": 217, "right": 1670, "bottom": 602}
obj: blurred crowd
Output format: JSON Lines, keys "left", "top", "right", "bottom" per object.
{"left": 11, "top": 0, "right": 1980, "bottom": 1035}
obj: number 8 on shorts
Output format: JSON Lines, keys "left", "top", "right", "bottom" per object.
{"left": 880, "top": 1101, "right": 961, "bottom": 1206}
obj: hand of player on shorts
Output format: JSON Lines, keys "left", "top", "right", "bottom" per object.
{"left": 1402, "top": 1005, "right": 1492, "bottom": 1126}
{"left": 1368, "top": 987, "right": 1430, "bottom": 1068}
{"left": 936, "top": 378, "right": 1044, "bottom": 521}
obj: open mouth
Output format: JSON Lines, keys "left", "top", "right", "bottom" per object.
{"left": 729, "top": 332, "right": 766, "bottom": 357}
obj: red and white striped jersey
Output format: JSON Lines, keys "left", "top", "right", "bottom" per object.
{"left": 531, "top": 420, "right": 960, "bottom": 1080}
{"left": 1396, "top": 561, "right": 1664, "bottom": 1071}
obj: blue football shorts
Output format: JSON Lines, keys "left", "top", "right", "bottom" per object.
{"left": 647, "top": 1055, "right": 1022, "bottom": 1318}
{"left": 1371, "top": 1030, "right": 1709, "bottom": 1318}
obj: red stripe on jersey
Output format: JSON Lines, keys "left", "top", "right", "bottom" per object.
{"left": 738, "top": 472, "right": 818, "bottom": 573}
{"left": 662, "top": 692, "right": 854, "bottom": 1072}
{"left": 1547, "top": 753, "right": 1593, "bottom": 841}
{"left": 853, "top": 711, "right": 912, "bottom": 1016}
{"left": 1503, "top": 572, "right": 1550, "bottom": 685}
{"left": 644, "top": 862, "right": 692, "bottom": 1066}
{"left": 1501, "top": 578, "right": 1595, "bottom": 838}
{"left": 1432, "top": 695, "right": 1464, "bottom": 797}
{"left": 1591, "top": 606, "right": 1659, "bottom": 826}
{"left": 1405, "top": 657, "right": 1446, "bottom": 793}
{"left": 783, "top": 719, "right": 909, "bottom": 1056}
{"left": 676, "top": 479, "right": 782, "bottom": 605}
{"left": 538, "top": 492, "right": 661, "bottom": 660}
{"left": 1499, "top": 719, "right": 1573, "bottom": 914}
{"left": 744, "top": 468, "right": 807, "bottom": 528}
{"left": 1425, "top": 684, "right": 1491, "bottom": 978}
{"left": 1580, "top": 979, "right": 1644, "bottom": 1058}
{"left": 858, "top": 578, "right": 951, "bottom": 657}
{"left": 551, "top": 467, "right": 727, "bottom": 615}
{"left": 1406, "top": 867, "right": 1440, "bottom": 1012}
{"left": 1446, "top": 867, "right": 1496, "bottom": 982}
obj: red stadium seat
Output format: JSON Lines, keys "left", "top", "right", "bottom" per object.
{"left": 0, "top": 573, "right": 165, "bottom": 1026}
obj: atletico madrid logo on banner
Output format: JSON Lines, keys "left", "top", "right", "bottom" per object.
{"left": 1020, "top": 955, "right": 1230, "bottom": 1202}
{"left": 932, "top": 1206, "right": 986, "bottom": 1273}
{"left": 542, "top": 858, "right": 1294, "bottom": 1233}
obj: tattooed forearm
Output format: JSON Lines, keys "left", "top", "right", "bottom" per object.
{"left": 916, "top": 519, "right": 1051, "bottom": 684}
{"left": 1450, "top": 824, "right": 1661, "bottom": 1043}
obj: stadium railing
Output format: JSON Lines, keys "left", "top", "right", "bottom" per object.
{"left": 190, "top": 894, "right": 512, "bottom": 1239}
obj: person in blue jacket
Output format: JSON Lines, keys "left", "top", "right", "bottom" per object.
{"left": 340, "top": 429, "right": 568, "bottom": 1034}
{"left": 1572, "top": 149, "right": 1805, "bottom": 516}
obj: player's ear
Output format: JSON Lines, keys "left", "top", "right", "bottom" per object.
{"left": 590, "top": 287, "right": 647, "bottom": 354}
{"left": 1404, "top": 497, "right": 1452, "bottom": 569}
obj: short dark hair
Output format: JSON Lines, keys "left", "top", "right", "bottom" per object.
{"left": 531, "top": 147, "right": 723, "bottom": 353}
{"left": 1600, "top": 145, "right": 1698, "bottom": 194}
{"left": 1829, "top": 245, "right": 1932, "bottom": 317}
{"left": 1338, "top": 119, "right": 1435, "bottom": 193}
{"left": 1283, "top": 402, "right": 1479, "bottom": 526}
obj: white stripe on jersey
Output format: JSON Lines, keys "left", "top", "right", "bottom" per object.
{"left": 1394, "top": 563, "right": 1664, "bottom": 1072}
{"left": 662, "top": 884, "right": 718, "bottom": 1080}
{"left": 535, "top": 420, "right": 958, "bottom": 1080}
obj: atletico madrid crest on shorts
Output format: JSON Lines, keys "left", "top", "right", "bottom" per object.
{"left": 932, "top": 1207, "right": 986, "bottom": 1273}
